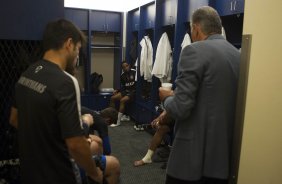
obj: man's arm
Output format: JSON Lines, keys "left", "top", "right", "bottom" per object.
{"left": 162, "top": 45, "right": 203, "bottom": 120}
{"left": 65, "top": 136, "right": 103, "bottom": 183}
{"left": 9, "top": 107, "right": 18, "bottom": 128}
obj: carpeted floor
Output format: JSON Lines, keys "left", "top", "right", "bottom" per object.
{"left": 108, "top": 120, "right": 167, "bottom": 184}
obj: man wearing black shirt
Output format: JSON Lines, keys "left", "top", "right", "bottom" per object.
{"left": 109, "top": 61, "right": 136, "bottom": 127}
{"left": 81, "top": 106, "right": 118, "bottom": 155}
{"left": 9, "top": 19, "right": 103, "bottom": 184}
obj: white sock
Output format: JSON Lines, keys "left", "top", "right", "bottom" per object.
{"left": 141, "top": 149, "right": 154, "bottom": 163}
{"left": 117, "top": 112, "right": 123, "bottom": 125}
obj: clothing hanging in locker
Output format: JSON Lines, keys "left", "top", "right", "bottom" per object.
{"left": 181, "top": 33, "right": 192, "bottom": 51}
{"left": 152, "top": 32, "right": 173, "bottom": 83}
{"left": 139, "top": 36, "right": 153, "bottom": 82}
{"left": 222, "top": 26, "right": 226, "bottom": 39}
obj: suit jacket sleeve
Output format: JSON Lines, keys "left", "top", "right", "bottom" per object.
{"left": 164, "top": 45, "right": 204, "bottom": 120}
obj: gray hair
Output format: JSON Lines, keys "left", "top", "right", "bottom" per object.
{"left": 191, "top": 6, "right": 222, "bottom": 35}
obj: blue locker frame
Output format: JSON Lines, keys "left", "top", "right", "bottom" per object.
{"left": 137, "top": 1, "right": 157, "bottom": 123}
{"left": 124, "top": 8, "right": 140, "bottom": 121}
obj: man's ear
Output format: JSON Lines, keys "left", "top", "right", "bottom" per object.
{"left": 65, "top": 38, "right": 73, "bottom": 50}
{"left": 193, "top": 24, "right": 200, "bottom": 36}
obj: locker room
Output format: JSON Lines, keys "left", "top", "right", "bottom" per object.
{"left": 0, "top": 0, "right": 281, "bottom": 184}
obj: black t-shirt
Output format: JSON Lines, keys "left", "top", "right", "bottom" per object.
{"left": 81, "top": 106, "right": 108, "bottom": 138}
{"left": 14, "top": 59, "right": 84, "bottom": 184}
{"left": 120, "top": 69, "right": 136, "bottom": 92}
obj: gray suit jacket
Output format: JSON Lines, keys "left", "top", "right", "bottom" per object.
{"left": 164, "top": 34, "right": 240, "bottom": 180}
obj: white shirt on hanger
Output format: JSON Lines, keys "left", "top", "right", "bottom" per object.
{"left": 222, "top": 26, "right": 226, "bottom": 39}
{"left": 152, "top": 32, "right": 172, "bottom": 83}
{"left": 181, "top": 33, "right": 191, "bottom": 51}
{"left": 139, "top": 36, "right": 153, "bottom": 82}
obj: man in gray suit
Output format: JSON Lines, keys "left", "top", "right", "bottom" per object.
{"left": 157, "top": 6, "right": 240, "bottom": 184}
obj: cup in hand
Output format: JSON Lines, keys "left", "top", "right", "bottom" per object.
{"left": 161, "top": 83, "right": 172, "bottom": 91}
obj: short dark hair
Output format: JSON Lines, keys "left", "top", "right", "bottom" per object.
{"left": 100, "top": 107, "right": 118, "bottom": 125}
{"left": 121, "top": 60, "right": 128, "bottom": 65}
{"left": 42, "top": 19, "right": 86, "bottom": 52}
{"left": 192, "top": 6, "right": 222, "bottom": 35}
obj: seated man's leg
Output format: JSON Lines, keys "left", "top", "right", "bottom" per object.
{"left": 109, "top": 93, "right": 122, "bottom": 127}
{"left": 89, "top": 135, "right": 103, "bottom": 155}
{"left": 119, "top": 95, "right": 130, "bottom": 114}
{"left": 109, "top": 92, "right": 122, "bottom": 109}
{"left": 84, "top": 155, "right": 120, "bottom": 184}
{"left": 111, "top": 95, "right": 130, "bottom": 127}
{"left": 103, "top": 155, "right": 120, "bottom": 184}
{"left": 134, "top": 124, "right": 171, "bottom": 166}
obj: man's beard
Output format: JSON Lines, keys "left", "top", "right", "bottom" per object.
{"left": 65, "top": 56, "right": 76, "bottom": 75}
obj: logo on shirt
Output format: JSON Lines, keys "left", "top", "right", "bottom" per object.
{"left": 18, "top": 76, "right": 47, "bottom": 94}
{"left": 125, "top": 82, "right": 135, "bottom": 87}
{"left": 35, "top": 66, "right": 43, "bottom": 73}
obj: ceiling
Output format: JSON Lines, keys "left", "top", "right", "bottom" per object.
{"left": 64, "top": 0, "right": 154, "bottom": 12}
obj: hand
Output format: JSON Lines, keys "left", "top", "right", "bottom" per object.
{"left": 159, "top": 87, "right": 173, "bottom": 101}
{"left": 151, "top": 117, "right": 160, "bottom": 129}
{"left": 82, "top": 114, "right": 94, "bottom": 126}
{"left": 151, "top": 110, "right": 168, "bottom": 128}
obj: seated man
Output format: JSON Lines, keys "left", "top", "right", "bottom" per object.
{"left": 72, "top": 148, "right": 120, "bottom": 184}
{"left": 134, "top": 112, "right": 174, "bottom": 167}
{"left": 109, "top": 61, "right": 136, "bottom": 127}
{"left": 78, "top": 107, "right": 120, "bottom": 184}
{"left": 81, "top": 106, "right": 118, "bottom": 155}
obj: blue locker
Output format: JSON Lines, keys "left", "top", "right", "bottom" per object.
{"left": 105, "top": 12, "right": 121, "bottom": 32}
{"left": 0, "top": 0, "right": 64, "bottom": 40}
{"left": 127, "top": 8, "right": 140, "bottom": 31}
{"left": 141, "top": 2, "right": 156, "bottom": 29}
{"left": 187, "top": 0, "right": 210, "bottom": 21}
{"left": 64, "top": 8, "right": 89, "bottom": 30}
{"left": 90, "top": 11, "right": 106, "bottom": 31}
{"left": 210, "top": 0, "right": 244, "bottom": 16}
{"left": 90, "top": 10, "right": 121, "bottom": 32}
{"left": 161, "top": 0, "right": 177, "bottom": 26}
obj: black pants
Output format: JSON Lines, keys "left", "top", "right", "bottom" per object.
{"left": 165, "top": 175, "right": 228, "bottom": 184}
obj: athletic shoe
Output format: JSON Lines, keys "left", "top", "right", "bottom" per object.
{"left": 121, "top": 115, "right": 130, "bottom": 121}
{"left": 110, "top": 122, "right": 120, "bottom": 127}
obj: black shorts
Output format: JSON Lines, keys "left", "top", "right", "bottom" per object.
{"left": 92, "top": 155, "right": 106, "bottom": 171}
{"left": 121, "top": 90, "right": 135, "bottom": 99}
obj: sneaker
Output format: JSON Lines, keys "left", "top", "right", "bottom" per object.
{"left": 134, "top": 125, "right": 141, "bottom": 131}
{"left": 121, "top": 115, "right": 130, "bottom": 121}
{"left": 139, "top": 125, "right": 144, "bottom": 131}
{"left": 110, "top": 122, "right": 120, "bottom": 127}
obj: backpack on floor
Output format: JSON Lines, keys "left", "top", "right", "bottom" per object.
{"left": 90, "top": 72, "right": 103, "bottom": 94}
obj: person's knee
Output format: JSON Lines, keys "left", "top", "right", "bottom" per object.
{"left": 120, "top": 97, "right": 130, "bottom": 104}
{"left": 105, "top": 156, "right": 120, "bottom": 176}
{"left": 90, "top": 141, "right": 100, "bottom": 155}
{"left": 90, "top": 135, "right": 103, "bottom": 147}
{"left": 110, "top": 96, "right": 116, "bottom": 101}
